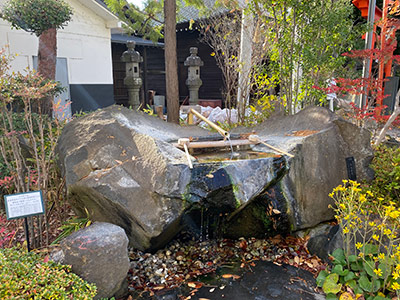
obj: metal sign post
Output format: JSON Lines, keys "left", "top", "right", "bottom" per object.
{"left": 4, "top": 191, "right": 45, "bottom": 252}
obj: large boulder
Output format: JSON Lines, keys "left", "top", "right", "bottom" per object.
{"left": 57, "top": 106, "right": 285, "bottom": 250}
{"left": 52, "top": 222, "right": 130, "bottom": 299}
{"left": 57, "top": 105, "right": 373, "bottom": 249}
{"left": 232, "top": 106, "right": 374, "bottom": 232}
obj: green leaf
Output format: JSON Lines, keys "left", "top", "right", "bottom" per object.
{"left": 316, "top": 270, "right": 329, "bottom": 287}
{"left": 348, "top": 255, "right": 358, "bottom": 263}
{"left": 326, "top": 293, "right": 338, "bottom": 300}
{"left": 378, "top": 261, "right": 391, "bottom": 278}
{"left": 372, "top": 296, "right": 389, "bottom": 300}
{"left": 351, "top": 261, "right": 363, "bottom": 271}
{"left": 344, "top": 271, "right": 356, "bottom": 282}
{"left": 358, "top": 275, "right": 381, "bottom": 293}
{"left": 346, "top": 279, "right": 363, "bottom": 294}
{"left": 323, "top": 273, "right": 342, "bottom": 295}
{"left": 363, "top": 260, "right": 375, "bottom": 277}
{"left": 359, "top": 275, "right": 373, "bottom": 292}
{"left": 331, "top": 249, "right": 346, "bottom": 265}
{"left": 364, "top": 244, "right": 379, "bottom": 256}
{"left": 333, "top": 264, "right": 349, "bottom": 276}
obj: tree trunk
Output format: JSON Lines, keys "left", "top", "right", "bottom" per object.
{"left": 38, "top": 27, "right": 57, "bottom": 115}
{"left": 164, "top": 0, "right": 179, "bottom": 124}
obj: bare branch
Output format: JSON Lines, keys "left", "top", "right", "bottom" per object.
{"left": 374, "top": 89, "right": 400, "bottom": 146}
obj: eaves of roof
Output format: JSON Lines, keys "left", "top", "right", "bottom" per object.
{"left": 80, "top": 0, "right": 120, "bottom": 28}
{"left": 111, "top": 33, "right": 164, "bottom": 48}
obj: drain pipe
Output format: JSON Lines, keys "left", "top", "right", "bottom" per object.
{"left": 189, "top": 108, "right": 230, "bottom": 140}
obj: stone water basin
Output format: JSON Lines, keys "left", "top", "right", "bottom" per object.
{"left": 57, "top": 105, "right": 373, "bottom": 251}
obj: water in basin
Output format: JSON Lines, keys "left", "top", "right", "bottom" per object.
{"left": 194, "top": 150, "right": 280, "bottom": 163}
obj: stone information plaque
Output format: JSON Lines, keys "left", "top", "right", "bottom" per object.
{"left": 4, "top": 191, "right": 44, "bottom": 220}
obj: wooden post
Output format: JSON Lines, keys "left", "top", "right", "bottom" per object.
{"left": 164, "top": 0, "right": 180, "bottom": 123}
{"left": 143, "top": 47, "right": 148, "bottom": 106}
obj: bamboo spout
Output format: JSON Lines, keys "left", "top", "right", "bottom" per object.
{"left": 189, "top": 108, "right": 230, "bottom": 139}
{"left": 248, "top": 135, "right": 294, "bottom": 158}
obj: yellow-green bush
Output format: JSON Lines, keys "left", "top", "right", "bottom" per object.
{"left": 370, "top": 145, "right": 400, "bottom": 205}
{"left": 317, "top": 180, "right": 400, "bottom": 300}
{"left": 0, "top": 247, "right": 96, "bottom": 299}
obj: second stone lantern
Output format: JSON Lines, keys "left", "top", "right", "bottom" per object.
{"left": 184, "top": 47, "right": 204, "bottom": 105}
{"left": 121, "top": 41, "right": 143, "bottom": 109}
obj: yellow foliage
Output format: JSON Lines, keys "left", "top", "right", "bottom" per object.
{"left": 339, "top": 292, "right": 354, "bottom": 300}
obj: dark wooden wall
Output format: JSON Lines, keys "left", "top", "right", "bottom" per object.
{"left": 176, "top": 29, "right": 224, "bottom": 102}
{"left": 111, "top": 29, "right": 224, "bottom": 108}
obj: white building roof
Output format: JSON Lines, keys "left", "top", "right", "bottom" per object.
{"left": 80, "top": 0, "right": 120, "bottom": 28}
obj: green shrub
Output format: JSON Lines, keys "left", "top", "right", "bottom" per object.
{"left": 370, "top": 145, "right": 400, "bottom": 204}
{"left": 0, "top": 247, "right": 97, "bottom": 299}
{"left": 1, "top": 0, "right": 73, "bottom": 37}
{"left": 318, "top": 180, "right": 400, "bottom": 299}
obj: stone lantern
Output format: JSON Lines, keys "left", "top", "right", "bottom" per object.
{"left": 184, "top": 47, "right": 203, "bottom": 105}
{"left": 121, "top": 41, "right": 143, "bottom": 109}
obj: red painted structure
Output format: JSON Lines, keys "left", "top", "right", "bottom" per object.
{"left": 352, "top": 0, "right": 398, "bottom": 107}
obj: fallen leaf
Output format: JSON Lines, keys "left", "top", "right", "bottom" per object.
{"left": 188, "top": 281, "right": 203, "bottom": 288}
{"left": 206, "top": 174, "right": 214, "bottom": 178}
{"left": 270, "top": 235, "right": 282, "bottom": 245}
{"left": 272, "top": 209, "right": 281, "bottom": 214}
{"left": 239, "top": 240, "right": 247, "bottom": 250}
{"left": 222, "top": 274, "right": 241, "bottom": 279}
{"left": 311, "top": 258, "right": 320, "bottom": 267}
{"left": 339, "top": 292, "right": 355, "bottom": 300}
{"left": 209, "top": 288, "right": 215, "bottom": 292}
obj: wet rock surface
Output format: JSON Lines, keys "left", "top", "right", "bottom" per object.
{"left": 130, "top": 260, "right": 325, "bottom": 300}
{"left": 191, "top": 261, "right": 325, "bottom": 300}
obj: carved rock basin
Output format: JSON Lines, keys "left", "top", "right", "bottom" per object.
{"left": 57, "top": 105, "right": 373, "bottom": 251}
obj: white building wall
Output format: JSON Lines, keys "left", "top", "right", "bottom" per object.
{"left": 0, "top": 0, "right": 114, "bottom": 85}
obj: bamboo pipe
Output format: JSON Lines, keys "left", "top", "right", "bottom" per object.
{"left": 189, "top": 108, "right": 230, "bottom": 139}
{"left": 178, "top": 138, "right": 193, "bottom": 168}
{"left": 248, "top": 135, "right": 294, "bottom": 158}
